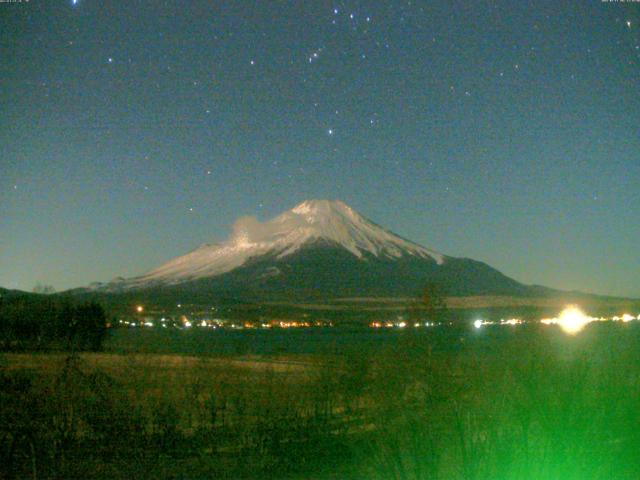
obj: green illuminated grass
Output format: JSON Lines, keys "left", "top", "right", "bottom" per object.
{"left": 2, "top": 322, "right": 640, "bottom": 479}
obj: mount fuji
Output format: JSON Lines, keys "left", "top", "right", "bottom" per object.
{"left": 86, "top": 199, "right": 542, "bottom": 301}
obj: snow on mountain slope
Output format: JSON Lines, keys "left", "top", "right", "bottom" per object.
{"left": 119, "top": 199, "right": 445, "bottom": 288}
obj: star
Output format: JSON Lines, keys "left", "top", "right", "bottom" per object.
{"left": 308, "top": 48, "right": 323, "bottom": 63}
{"left": 328, "top": 129, "right": 334, "bottom": 135}
{"left": 108, "top": 57, "right": 113, "bottom": 63}
{"left": 71, "top": 0, "right": 79, "bottom": 5}
{"left": 250, "top": 60, "right": 255, "bottom": 65}
{"left": 626, "top": 20, "right": 632, "bottom": 28}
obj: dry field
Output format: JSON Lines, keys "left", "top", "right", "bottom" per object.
{"left": 3, "top": 323, "right": 640, "bottom": 479}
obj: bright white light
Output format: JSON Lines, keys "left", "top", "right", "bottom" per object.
{"left": 558, "top": 305, "right": 590, "bottom": 335}
{"left": 621, "top": 313, "right": 634, "bottom": 322}
{"left": 502, "top": 318, "right": 520, "bottom": 326}
{"left": 474, "top": 319, "right": 483, "bottom": 329}
{"left": 184, "top": 321, "right": 192, "bottom": 328}
{"left": 398, "top": 322, "right": 406, "bottom": 328}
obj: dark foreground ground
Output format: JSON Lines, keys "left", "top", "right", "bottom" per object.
{"left": 2, "top": 322, "right": 640, "bottom": 479}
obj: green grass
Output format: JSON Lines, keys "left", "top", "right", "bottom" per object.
{"left": 2, "top": 322, "right": 640, "bottom": 479}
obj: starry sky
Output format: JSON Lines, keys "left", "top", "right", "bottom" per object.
{"left": 1, "top": 0, "right": 639, "bottom": 297}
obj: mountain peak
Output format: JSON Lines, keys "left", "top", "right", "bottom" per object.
{"left": 291, "top": 199, "right": 353, "bottom": 216}
{"left": 118, "top": 200, "right": 446, "bottom": 288}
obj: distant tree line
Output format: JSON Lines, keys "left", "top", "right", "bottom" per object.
{"left": 32, "top": 283, "right": 56, "bottom": 294}
{"left": 0, "top": 293, "right": 108, "bottom": 351}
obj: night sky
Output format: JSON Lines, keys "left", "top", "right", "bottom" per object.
{"left": 2, "top": 1, "right": 639, "bottom": 297}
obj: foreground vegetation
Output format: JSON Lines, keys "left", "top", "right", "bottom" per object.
{"left": 2, "top": 323, "right": 640, "bottom": 479}
{"left": 0, "top": 293, "right": 107, "bottom": 352}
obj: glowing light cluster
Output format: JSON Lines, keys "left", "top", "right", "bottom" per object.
{"left": 557, "top": 305, "right": 592, "bottom": 334}
{"left": 538, "top": 308, "right": 587, "bottom": 333}
{"left": 370, "top": 320, "right": 440, "bottom": 329}
{"left": 540, "top": 307, "right": 640, "bottom": 334}
{"left": 501, "top": 318, "right": 522, "bottom": 326}
{"left": 470, "top": 306, "right": 640, "bottom": 334}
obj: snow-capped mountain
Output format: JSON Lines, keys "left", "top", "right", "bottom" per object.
{"left": 117, "top": 199, "right": 445, "bottom": 288}
{"left": 89, "top": 199, "right": 533, "bottom": 300}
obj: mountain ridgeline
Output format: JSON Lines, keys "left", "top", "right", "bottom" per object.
{"left": 78, "top": 199, "right": 553, "bottom": 303}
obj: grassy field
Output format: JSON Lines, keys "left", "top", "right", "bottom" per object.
{"left": 3, "top": 322, "right": 640, "bottom": 479}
